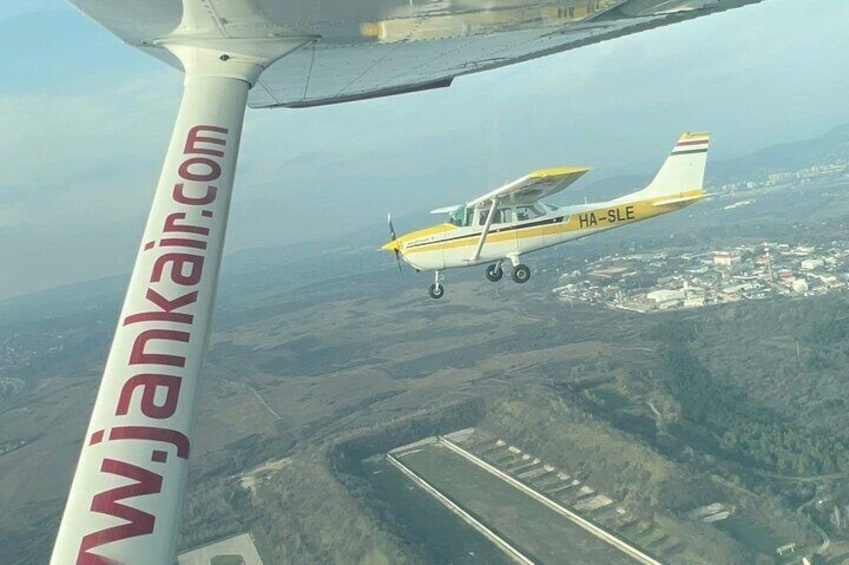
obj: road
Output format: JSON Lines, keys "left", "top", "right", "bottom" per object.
{"left": 795, "top": 484, "right": 830, "bottom": 554}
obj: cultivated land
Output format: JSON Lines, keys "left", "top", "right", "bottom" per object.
{"left": 1, "top": 268, "right": 827, "bottom": 563}
{"left": 391, "top": 438, "right": 639, "bottom": 564}
{"left": 2, "top": 129, "right": 849, "bottom": 563}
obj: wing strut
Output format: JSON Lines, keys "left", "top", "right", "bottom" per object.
{"left": 468, "top": 198, "right": 500, "bottom": 262}
{"left": 51, "top": 38, "right": 307, "bottom": 564}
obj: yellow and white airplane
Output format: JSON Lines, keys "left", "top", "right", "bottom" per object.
{"left": 383, "top": 132, "right": 710, "bottom": 299}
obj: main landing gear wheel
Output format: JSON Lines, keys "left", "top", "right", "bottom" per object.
{"left": 485, "top": 263, "right": 503, "bottom": 282}
{"left": 511, "top": 264, "right": 531, "bottom": 284}
{"left": 428, "top": 283, "right": 445, "bottom": 299}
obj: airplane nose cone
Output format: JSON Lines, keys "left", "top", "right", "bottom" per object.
{"left": 381, "top": 240, "right": 400, "bottom": 252}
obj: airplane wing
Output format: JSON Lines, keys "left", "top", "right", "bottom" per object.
{"left": 67, "top": 0, "right": 768, "bottom": 109}
{"left": 467, "top": 167, "right": 590, "bottom": 207}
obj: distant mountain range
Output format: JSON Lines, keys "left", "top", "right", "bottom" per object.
{"left": 575, "top": 123, "right": 849, "bottom": 200}
{"left": 3, "top": 123, "right": 848, "bottom": 318}
{"left": 711, "top": 123, "right": 849, "bottom": 183}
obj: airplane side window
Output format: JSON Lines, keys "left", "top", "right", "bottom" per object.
{"left": 516, "top": 206, "right": 539, "bottom": 221}
{"left": 480, "top": 207, "right": 513, "bottom": 225}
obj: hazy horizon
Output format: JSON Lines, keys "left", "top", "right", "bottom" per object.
{"left": 1, "top": 0, "right": 848, "bottom": 300}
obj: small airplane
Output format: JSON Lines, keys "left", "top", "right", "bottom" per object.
{"left": 383, "top": 132, "right": 710, "bottom": 299}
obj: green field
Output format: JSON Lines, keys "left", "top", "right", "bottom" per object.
{"left": 395, "top": 442, "right": 639, "bottom": 565}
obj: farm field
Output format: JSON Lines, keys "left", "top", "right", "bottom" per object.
{"left": 393, "top": 440, "right": 638, "bottom": 565}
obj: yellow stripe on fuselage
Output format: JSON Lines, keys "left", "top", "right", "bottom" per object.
{"left": 399, "top": 190, "right": 703, "bottom": 255}
{"left": 382, "top": 223, "right": 457, "bottom": 251}
{"left": 679, "top": 132, "right": 710, "bottom": 141}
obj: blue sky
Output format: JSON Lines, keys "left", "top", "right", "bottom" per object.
{"left": 1, "top": 0, "right": 848, "bottom": 299}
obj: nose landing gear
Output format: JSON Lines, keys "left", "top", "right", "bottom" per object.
{"left": 428, "top": 257, "right": 531, "bottom": 299}
{"left": 428, "top": 271, "right": 445, "bottom": 299}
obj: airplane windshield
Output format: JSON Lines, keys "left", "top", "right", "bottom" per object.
{"left": 447, "top": 205, "right": 471, "bottom": 227}
{"left": 515, "top": 204, "right": 546, "bottom": 221}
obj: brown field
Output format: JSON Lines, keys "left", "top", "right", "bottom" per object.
{"left": 0, "top": 260, "right": 835, "bottom": 563}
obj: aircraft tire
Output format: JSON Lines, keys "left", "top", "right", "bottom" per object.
{"left": 511, "top": 264, "right": 531, "bottom": 284}
{"left": 485, "top": 264, "right": 503, "bottom": 282}
{"left": 428, "top": 283, "right": 445, "bottom": 299}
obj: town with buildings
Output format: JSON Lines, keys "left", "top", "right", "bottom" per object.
{"left": 553, "top": 240, "right": 849, "bottom": 313}
{"left": 553, "top": 153, "right": 849, "bottom": 313}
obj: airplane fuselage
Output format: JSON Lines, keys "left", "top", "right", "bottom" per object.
{"left": 395, "top": 190, "right": 702, "bottom": 271}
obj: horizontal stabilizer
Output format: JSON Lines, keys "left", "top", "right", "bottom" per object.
{"left": 652, "top": 193, "right": 711, "bottom": 207}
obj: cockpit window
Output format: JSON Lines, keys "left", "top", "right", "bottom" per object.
{"left": 479, "top": 207, "right": 513, "bottom": 225}
{"left": 516, "top": 204, "right": 545, "bottom": 221}
{"left": 447, "top": 205, "right": 471, "bottom": 227}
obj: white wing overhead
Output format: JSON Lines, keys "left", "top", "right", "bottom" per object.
{"left": 68, "top": 0, "right": 767, "bottom": 108}
{"left": 467, "top": 166, "right": 590, "bottom": 207}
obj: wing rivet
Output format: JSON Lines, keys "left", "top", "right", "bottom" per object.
{"left": 219, "top": 54, "right": 231, "bottom": 61}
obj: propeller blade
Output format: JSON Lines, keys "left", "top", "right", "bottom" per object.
{"left": 387, "top": 211, "right": 402, "bottom": 274}
{"left": 388, "top": 211, "right": 397, "bottom": 242}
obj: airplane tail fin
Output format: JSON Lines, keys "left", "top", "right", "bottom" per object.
{"left": 635, "top": 132, "right": 710, "bottom": 199}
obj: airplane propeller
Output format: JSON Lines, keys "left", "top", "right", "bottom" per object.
{"left": 387, "top": 211, "right": 403, "bottom": 274}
